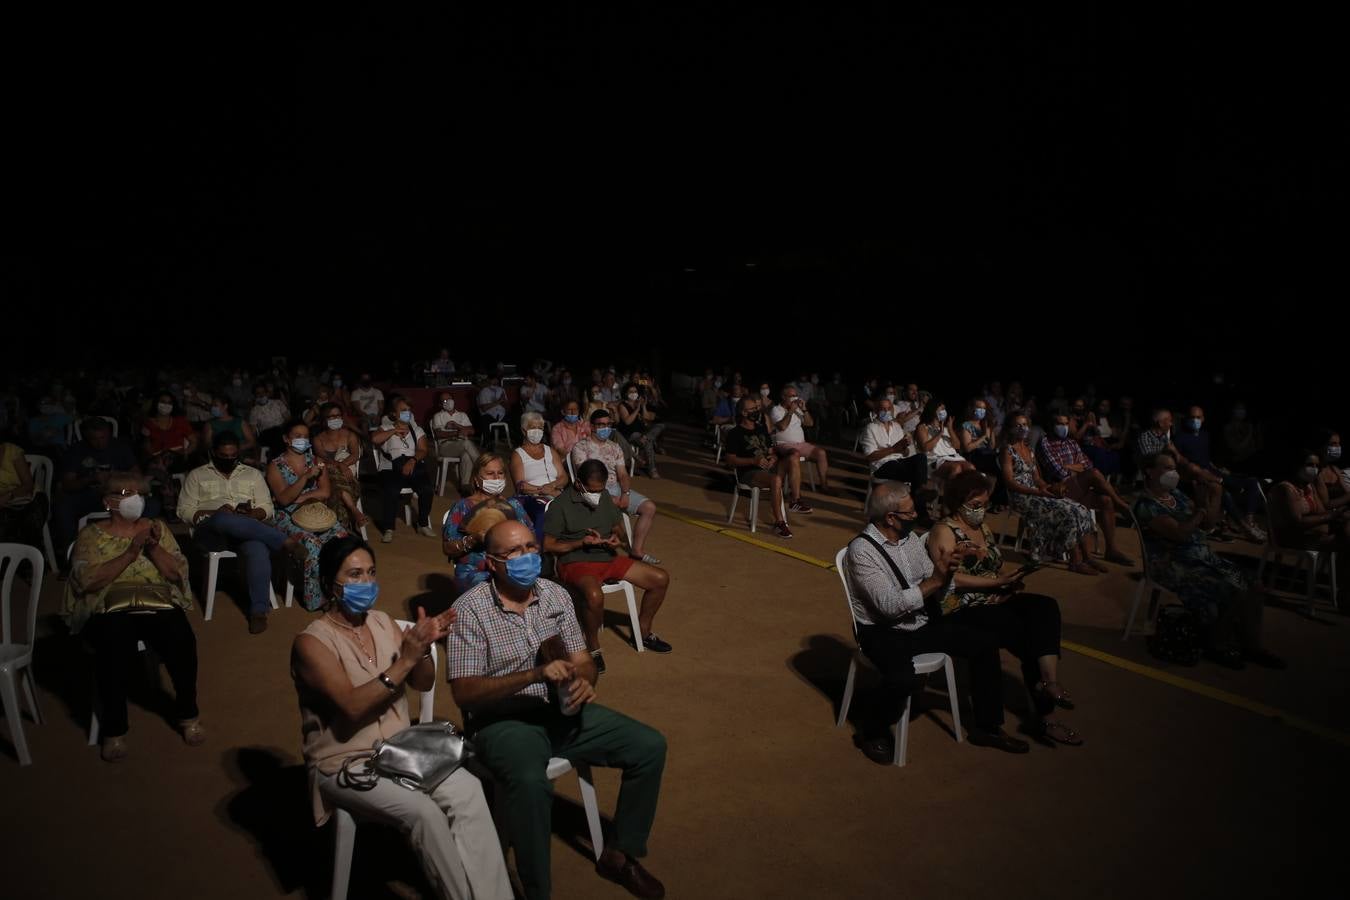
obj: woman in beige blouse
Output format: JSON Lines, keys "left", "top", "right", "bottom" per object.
{"left": 291, "top": 535, "right": 510, "bottom": 900}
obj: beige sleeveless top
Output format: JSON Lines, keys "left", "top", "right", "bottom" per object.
{"left": 294, "top": 610, "right": 410, "bottom": 825}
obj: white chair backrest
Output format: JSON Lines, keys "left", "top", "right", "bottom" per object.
{"left": 1, "top": 543, "right": 45, "bottom": 648}
{"left": 622, "top": 513, "right": 635, "bottom": 548}
{"left": 24, "top": 454, "right": 53, "bottom": 497}
{"left": 1130, "top": 509, "right": 1154, "bottom": 573}
{"left": 395, "top": 618, "right": 436, "bottom": 724}
{"left": 834, "top": 546, "right": 863, "bottom": 644}
{"left": 73, "top": 415, "right": 119, "bottom": 442}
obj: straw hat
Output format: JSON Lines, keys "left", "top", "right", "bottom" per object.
{"left": 291, "top": 501, "right": 338, "bottom": 533}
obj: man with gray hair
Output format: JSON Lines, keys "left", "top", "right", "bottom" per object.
{"left": 844, "top": 482, "right": 1029, "bottom": 763}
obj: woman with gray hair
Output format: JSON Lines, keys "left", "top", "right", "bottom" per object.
{"left": 510, "top": 410, "right": 570, "bottom": 541}
{"left": 63, "top": 471, "right": 204, "bottom": 761}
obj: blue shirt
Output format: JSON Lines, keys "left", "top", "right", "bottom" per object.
{"left": 58, "top": 440, "right": 138, "bottom": 483}
{"left": 1173, "top": 429, "right": 1214, "bottom": 470}
{"left": 28, "top": 412, "right": 73, "bottom": 448}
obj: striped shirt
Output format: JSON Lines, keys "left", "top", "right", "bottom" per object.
{"left": 447, "top": 576, "right": 587, "bottom": 707}
{"left": 843, "top": 524, "right": 937, "bottom": 632}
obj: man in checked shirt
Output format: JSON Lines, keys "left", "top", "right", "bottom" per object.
{"left": 449, "top": 520, "right": 667, "bottom": 900}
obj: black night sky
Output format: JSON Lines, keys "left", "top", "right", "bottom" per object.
{"left": 4, "top": 7, "right": 1342, "bottom": 402}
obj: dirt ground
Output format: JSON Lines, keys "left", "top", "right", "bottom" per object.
{"left": 2, "top": 424, "right": 1347, "bottom": 899}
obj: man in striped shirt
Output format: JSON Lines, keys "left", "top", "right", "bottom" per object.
{"left": 843, "top": 482, "right": 1030, "bottom": 762}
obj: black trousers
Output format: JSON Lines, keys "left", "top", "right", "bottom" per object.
{"left": 377, "top": 459, "right": 434, "bottom": 530}
{"left": 857, "top": 617, "right": 1005, "bottom": 738}
{"left": 83, "top": 608, "right": 199, "bottom": 738}
{"left": 873, "top": 454, "right": 929, "bottom": 514}
{"left": 951, "top": 593, "right": 1062, "bottom": 716}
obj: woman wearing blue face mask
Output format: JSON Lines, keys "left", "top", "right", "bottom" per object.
{"left": 917, "top": 397, "right": 974, "bottom": 490}
{"left": 959, "top": 397, "right": 1004, "bottom": 506}
{"left": 549, "top": 399, "right": 591, "bottom": 456}
{"left": 443, "top": 453, "right": 533, "bottom": 596}
{"left": 1317, "top": 431, "right": 1350, "bottom": 508}
{"left": 293, "top": 535, "right": 512, "bottom": 899}
{"left": 372, "top": 396, "right": 437, "bottom": 544}
{"left": 201, "top": 395, "right": 258, "bottom": 462}
{"left": 267, "top": 419, "right": 350, "bottom": 610}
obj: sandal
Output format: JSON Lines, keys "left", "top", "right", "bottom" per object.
{"left": 1035, "top": 681, "right": 1075, "bottom": 710}
{"left": 1040, "top": 719, "right": 1084, "bottom": 746}
{"left": 101, "top": 736, "right": 128, "bottom": 762}
{"left": 179, "top": 719, "right": 207, "bottom": 747}
{"left": 1067, "top": 562, "right": 1100, "bottom": 576}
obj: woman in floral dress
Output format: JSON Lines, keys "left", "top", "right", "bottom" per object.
{"left": 1001, "top": 413, "right": 1102, "bottom": 576}
{"left": 265, "top": 420, "right": 350, "bottom": 609}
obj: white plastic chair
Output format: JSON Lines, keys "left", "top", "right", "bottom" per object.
{"left": 1122, "top": 513, "right": 1176, "bottom": 639}
{"left": 71, "top": 415, "right": 119, "bottom": 443}
{"left": 727, "top": 470, "right": 786, "bottom": 533}
{"left": 833, "top": 546, "right": 963, "bottom": 767}
{"left": 189, "top": 527, "right": 290, "bottom": 621}
{"left": 431, "top": 418, "right": 462, "bottom": 497}
{"left": 486, "top": 421, "right": 511, "bottom": 450}
{"left": 0, "top": 543, "right": 45, "bottom": 765}
{"left": 330, "top": 624, "right": 443, "bottom": 900}
{"left": 1254, "top": 484, "right": 1339, "bottom": 616}
{"left": 22, "top": 454, "right": 59, "bottom": 572}
{"left": 600, "top": 514, "right": 643, "bottom": 652}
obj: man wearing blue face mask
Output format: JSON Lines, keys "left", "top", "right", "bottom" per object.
{"left": 1173, "top": 405, "right": 1267, "bottom": 542}
{"left": 1037, "top": 414, "right": 1136, "bottom": 566}
{"left": 450, "top": 520, "right": 669, "bottom": 900}
{"left": 570, "top": 409, "right": 661, "bottom": 564}
{"left": 372, "top": 395, "right": 436, "bottom": 543}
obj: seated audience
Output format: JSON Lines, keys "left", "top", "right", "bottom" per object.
{"left": 844, "top": 482, "right": 1029, "bottom": 763}
{"left": 724, "top": 396, "right": 798, "bottom": 538}
{"left": 545, "top": 459, "right": 673, "bottom": 670}
{"left": 1222, "top": 402, "right": 1260, "bottom": 468}
{"left": 915, "top": 399, "right": 974, "bottom": 489}
{"left": 519, "top": 372, "right": 549, "bottom": 415}
{"left": 895, "top": 383, "right": 924, "bottom": 435}
{"left": 180, "top": 432, "right": 302, "bottom": 633}
{"left": 64, "top": 472, "right": 203, "bottom": 762}
{"left": 710, "top": 383, "right": 746, "bottom": 427}
{"left": 1268, "top": 450, "right": 1350, "bottom": 590}
{"left": 1318, "top": 431, "right": 1350, "bottom": 508}
{"left": 311, "top": 402, "right": 367, "bottom": 530}
{"left": 1136, "top": 408, "right": 1225, "bottom": 518}
{"left": 349, "top": 373, "right": 385, "bottom": 429}
{"left": 0, "top": 438, "right": 46, "bottom": 550}
{"left": 248, "top": 382, "right": 291, "bottom": 454}
{"left": 1037, "top": 413, "right": 1135, "bottom": 565}
{"left": 265, "top": 420, "right": 351, "bottom": 610}
{"left": 571, "top": 409, "right": 660, "bottom": 562}
{"left": 1002, "top": 415, "right": 1103, "bottom": 576}
{"left": 292, "top": 536, "right": 512, "bottom": 900}
{"left": 430, "top": 390, "right": 480, "bottom": 493}
{"left": 55, "top": 417, "right": 141, "bottom": 555}
{"left": 449, "top": 520, "right": 668, "bottom": 900}
{"left": 26, "top": 395, "right": 75, "bottom": 452}
{"left": 769, "top": 385, "right": 833, "bottom": 494}
{"left": 476, "top": 374, "right": 508, "bottom": 426}
{"left": 442, "top": 453, "right": 532, "bottom": 596}
{"left": 1079, "top": 397, "right": 1125, "bottom": 475}
{"left": 958, "top": 397, "right": 1001, "bottom": 484}
{"left": 141, "top": 391, "right": 198, "bottom": 512}
{"left": 617, "top": 382, "right": 665, "bottom": 479}
{"left": 1173, "top": 405, "right": 1267, "bottom": 541}
{"left": 549, "top": 399, "right": 590, "bottom": 457}
{"left": 1134, "top": 451, "right": 1285, "bottom": 668}
{"left": 180, "top": 381, "right": 213, "bottom": 426}
{"left": 926, "top": 472, "right": 1082, "bottom": 745}
{"left": 859, "top": 397, "right": 929, "bottom": 519}
{"left": 202, "top": 396, "right": 258, "bottom": 462}
{"left": 371, "top": 396, "right": 437, "bottom": 542}
{"left": 511, "top": 411, "right": 570, "bottom": 540}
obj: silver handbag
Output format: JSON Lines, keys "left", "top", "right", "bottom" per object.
{"left": 338, "top": 722, "right": 474, "bottom": 793}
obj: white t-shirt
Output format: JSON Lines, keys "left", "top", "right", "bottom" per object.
{"left": 769, "top": 403, "right": 806, "bottom": 445}
{"left": 477, "top": 386, "right": 506, "bottom": 419}
{"left": 351, "top": 387, "right": 384, "bottom": 418}
{"left": 895, "top": 400, "right": 923, "bottom": 434}
{"left": 431, "top": 409, "right": 473, "bottom": 437}
{"left": 376, "top": 416, "right": 426, "bottom": 469}
{"left": 521, "top": 383, "right": 548, "bottom": 414}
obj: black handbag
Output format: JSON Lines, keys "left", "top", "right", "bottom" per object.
{"left": 1146, "top": 605, "right": 1201, "bottom": 666}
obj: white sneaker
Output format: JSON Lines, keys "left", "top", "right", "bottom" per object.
{"left": 417, "top": 525, "right": 436, "bottom": 538}
{"left": 381, "top": 529, "right": 395, "bottom": 544}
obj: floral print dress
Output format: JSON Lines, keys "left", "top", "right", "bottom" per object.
{"left": 272, "top": 450, "right": 349, "bottom": 610}
{"left": 1133, "top": 489, "right": 1246, "bottom": 625}
{"left": 1006, "top": 446, "right": 1094, "bottom": 561}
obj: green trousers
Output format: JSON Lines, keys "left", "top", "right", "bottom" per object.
{"left": 473, "top": 702, "right": 667, "bottom": 900}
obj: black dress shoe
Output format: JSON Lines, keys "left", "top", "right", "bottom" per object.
{"left": 859, "top": 737, "right": 896, "bottom": 765}
{"left": 596, "top": 854, "right": 666, "bottom": 899}
{"left": 967, "top": 728, "right": 1031, "bottom": 754}
{"left": 1203, "top": 647, "right": 1245, "bottom": 670}
{"left": 1243, "top": 648, "right": 1287, "bottom": 669}
{"left": 641, "top": 633, "right": 673, "bottom": 653}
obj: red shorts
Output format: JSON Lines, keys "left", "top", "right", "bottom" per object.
{"left": 558, "top": 556, "right": 635, "bottom": 585}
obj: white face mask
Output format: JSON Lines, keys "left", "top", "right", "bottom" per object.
{"left": 1158, "top": 470, "right": 1181, "bottom": 490}
{"left": 526, "top": 428, "right": 544, "bottom": 444}
{"left": 157, "top": 402, "right": 173, "bottom": 415}
{"left": 1328, "top": 446, "right": 1343, "bottom": 461}
{"left": 580, "top": 490, "right": 603, "bottom": 507}
{"left": 1301, "top": 466, "right": 1320, "bottom": 482}
{"left": 442, "top": 399, "right": 454, "bottom": 411}
{"left": 759, "top": 388, "right": 771, "bottom": 397}
{"left": 117, "top": 494, "right": 146, "bottom": 522}
{"left": 482, "top": 478, "right": 506, "bottom": 495}
{"left": 326, "top": 417, "right": 344, "bottom": 431}
{"left": 627, "top": 393, "right": 639, "bottom": 401}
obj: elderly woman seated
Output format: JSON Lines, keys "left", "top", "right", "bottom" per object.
{"left": 1268, "top": 447, "right": 1350, "bottom": 605}
{"left": 926, "top": 471, "right": 1082, "bottom": 745}
{"left": 64, "top": 472, "right": 204, "bottom": 762}
{"left": 1002, "top": 414, "right": 1103, "bottom": 576}
{"left": 430, "top": 390, "right": 480, "bottom": 494}
{"left": 442, "top": 453, "right": 532, "bottom": 596}
{"left": 311, "top": 401, "right": 367, "bottom": 531}
{"left": 291, "top": 536, "right": 511, "bottom": 899}
{"left": 550, "top": 399, "right": 591, "bottom": 456}
{"left": 509, "top": 411, "right": 569, "bottom": 541}
{"left": 1134, "top": 451, "right": 1284, "bottom": 669}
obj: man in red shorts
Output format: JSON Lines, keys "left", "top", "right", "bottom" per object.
{"left": 544, "top": 458, "right": 672, "bottom": 674}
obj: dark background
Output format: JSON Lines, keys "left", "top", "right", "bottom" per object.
{"left": 2, "top": 6, "right": 1341, "bottom": 412}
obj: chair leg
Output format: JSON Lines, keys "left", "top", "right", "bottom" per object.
{"left": 1306, "top": 554, "right": 1318, "bottom": 616}
{"left": 21, "top": 667, "right": 42, "bottom": 725}
{"left": 41, "top": 523, "right": 58, "bottom": 574}
{"left": 837, "top": 653, "right": 858, "bottom": 727}
{"left": 625, "top": 584, "right": 643, "bottom": 653}
{"left": 1123, "top": 578, "right": 1146, "bottom": 640}
{"left": 403, "top": 499, "right": 413, "bottom": 527}
{"left": 574, "top": 764, "right": 605, "bottom": 860}
{"left": 268, "top": 584, "right": 280, "bottom": 610}
{"left": 893, "top": 694, "right": 912, "bottom": 767}
{"left": 748, "top": 488, "right": 759, "bottom": 533}
{"left": 203, "top": 556, "right": 220, "bottom": 621}
{"left": 0, "top": 672, "right": 32, "bottom": 766}
{"left": 331, "top": 808, "right": 357, "bottom": 900}
{"left": 942, "top": 656, "right": 963, "bottom": 743}
{"left": 727, "top": 487, "right": 740, "bottom": 525}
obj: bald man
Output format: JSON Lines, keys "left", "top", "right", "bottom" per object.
{"left": 448, "top": 520, "right": 668, "bottom": 900}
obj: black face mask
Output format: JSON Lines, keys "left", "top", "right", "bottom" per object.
{"left": 745, "top": 411, "right": 762, "bottom": 422}
{"left": 214, "top": 456, "right": 240, "bottom": 473}
{"left": 889, "top": 515, "right": 914, "bottom": 538}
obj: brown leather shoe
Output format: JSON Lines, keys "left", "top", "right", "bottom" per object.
{"left": 248, "top": 614, "right": 268, "bottom": 635}
{"left": 596, "top": 853, "right": 665, "bottom": 899}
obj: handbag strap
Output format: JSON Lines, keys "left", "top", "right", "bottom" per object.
{"left": 337, "top": 753, "right": 379, "bottom": 792}
{"left": 852, "top": 531, "right": 945, "bottom": 621}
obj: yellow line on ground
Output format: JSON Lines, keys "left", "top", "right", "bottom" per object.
{"left": 658, "top": 508, "right": 1350, "bottom": 750}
